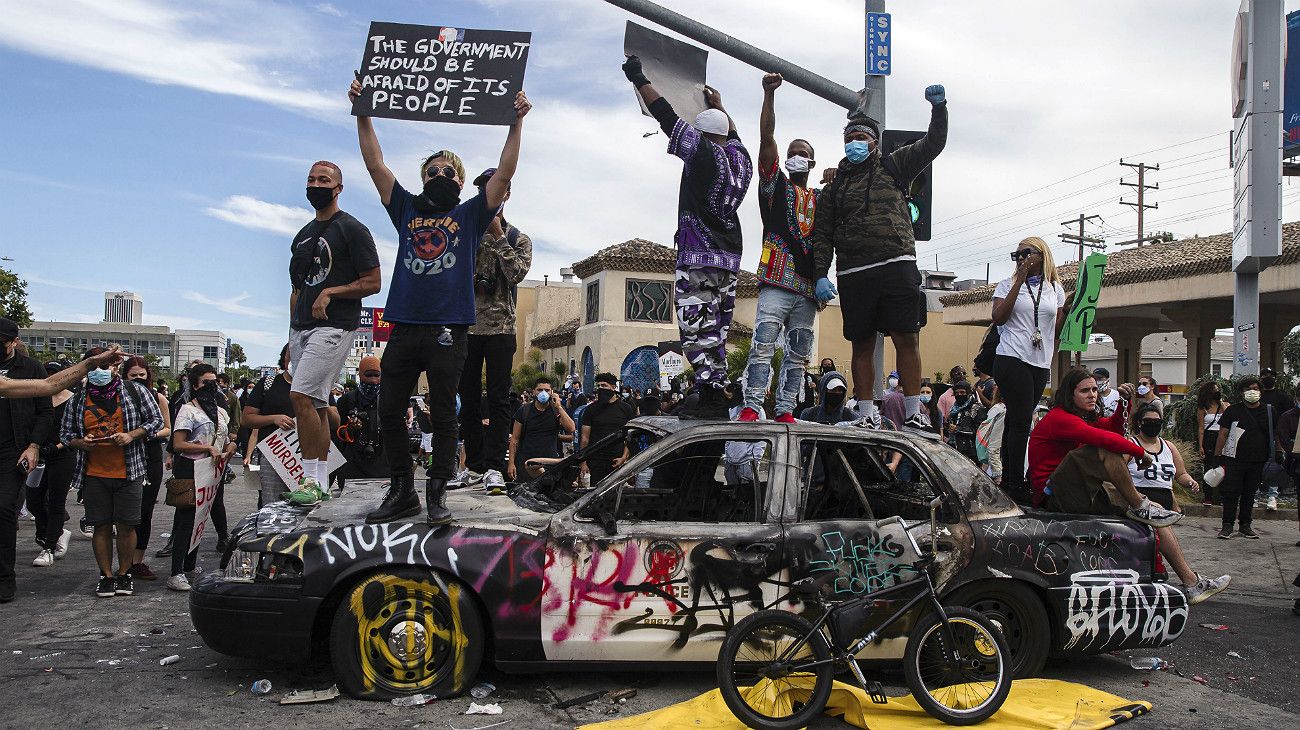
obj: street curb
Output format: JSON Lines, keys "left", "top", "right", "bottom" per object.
{"left": 1180, "top": 504, "right": 1298, "bottom": 521}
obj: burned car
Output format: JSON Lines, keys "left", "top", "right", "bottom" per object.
{"left": 191, "top": 417, "right": 1187, "bottom": 699}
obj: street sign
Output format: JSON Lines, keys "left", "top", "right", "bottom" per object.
{"left": 1230, "top": 0, "right": 1283, "bottom": 274}
{"left": 866, "top": 12, "right": 891, "bottom": 76}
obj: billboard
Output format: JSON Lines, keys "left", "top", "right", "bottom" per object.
{"left": 1285, "top": 10, "right": 1300, "bottom": 156}
{"left": 360, "top": 307, "right": 391, "bottom": 343}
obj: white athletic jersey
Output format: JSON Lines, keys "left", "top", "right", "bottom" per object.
{"left": 1127, "top": 437, "right": 1176, "bottom": 491}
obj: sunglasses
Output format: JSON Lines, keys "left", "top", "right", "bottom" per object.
{"left": 362, "top": 370, "right": 381, "bottom": 378}
{"left": 1010, "top": 248, "right": 1038, "bottom": 261}
{"left": 424, "top": 165, "right": 458, "bottom": 179}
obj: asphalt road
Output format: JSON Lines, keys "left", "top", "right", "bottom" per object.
{"left": 1, "top": 468, "right": 1296, "bottom": 729}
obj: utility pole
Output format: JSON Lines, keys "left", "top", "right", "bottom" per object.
{"left": 1117, "top": 159, "right": 1161, "bottom": 246}
{"left": 1059, "top": 214, "right": 1106, "bottom": 366}
{"left": 865, "top": 0, "right": 888, "bottom": 402}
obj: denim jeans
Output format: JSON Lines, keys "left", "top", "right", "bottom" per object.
{"left": 743, "top": 286, "right": 817, "bottom": 416}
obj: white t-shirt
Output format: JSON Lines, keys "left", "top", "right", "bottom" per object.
{"left": 174, "top": 402, "right": 230, "bottom": 461}
{"left": 1099, "top": 389, "right": 1122, "bottom": 418}
{"left": 993, "top": 276, "right": 1067, "bottom": 370}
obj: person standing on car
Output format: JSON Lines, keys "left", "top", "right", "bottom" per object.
{"left": 1195, "top": 380, "right": 1227, "bottom": 506}
{"left": 287, "top": 160, "right": 382, "bottom": 504}
{"left": 332, "top": 355, "right": 388, "bottom": 490}
{"left": 122, "top": 357, "right": 170, "bottom": 581}
{"left": 241, "top": 345, "right": 297, "bottom": 508}
{"left": 990, "top": 237, "right": 1067, "bottom": 503}
{"left": 60, "top": 347, "right": 163, "bottom": 599}
{"left": 580, "top": 374, "right": 636, "bottom": 487}
{"left": 0, "top": 319, "right": 55, "bottom": 602}
{"left": 458, "top": 167, "right": 531, "bottom": 494}
{"left": 166, "top": 364, "right": 234, "bottom": 592}
{"left": 508, "top": 377, "right": 574, "bottom": 484}
{"left": 809, "top": 84, "right": 947, "bottom": 432}
{"left": 1215, "top": 375, "right": 1275, "bottom": 539}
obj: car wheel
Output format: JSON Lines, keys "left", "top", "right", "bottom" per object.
{"left": 329, "top": 567, "right": 485, "bottom": 700}
{"left": 948, "top": 581, "right": 1049, "bottom": 678}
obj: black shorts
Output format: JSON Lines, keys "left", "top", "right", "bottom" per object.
{"left": 82, "top": 475, "right": 144, "bottom": 527}
{"left": 837, "top": 261, "right": 924, "bottom": 340}
{"left": 1137, "top": 487, "right": 1174, "bottom": 510}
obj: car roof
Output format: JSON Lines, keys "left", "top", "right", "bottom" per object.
{"left": 628, "top": 416, "right": 929, "bottom": 448}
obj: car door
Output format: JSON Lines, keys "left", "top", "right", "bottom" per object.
{"left": 541, "top": 425, "right": 792, "bottom": 663}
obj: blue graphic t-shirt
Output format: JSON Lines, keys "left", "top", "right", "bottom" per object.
{"left": 382, "top": 181, "right": 496, "bottom": 325}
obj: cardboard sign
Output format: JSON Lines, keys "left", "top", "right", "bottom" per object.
{"left": 189, "top": 456, "right": 223, "bottom": 554}
{"left": 1058, "top": 253, "right": 1108, "bottom": 352}
{"left": 352, "top": 22, "right": 531, "bottom": 125}
{"left": 256, "top": 427, "right": 347, "bottom": 490}
{"left": 624, "top": 21, "right": 708, "bottom": 125}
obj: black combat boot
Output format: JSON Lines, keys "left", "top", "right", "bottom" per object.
{"left": 678, "top": 385, "right": 729, "bottom": 421}
{"left": 425, "top": 478, "right": 453, "bottom": 526}
{"left": 365, "top": 474, "right": 420, "bottom": 524}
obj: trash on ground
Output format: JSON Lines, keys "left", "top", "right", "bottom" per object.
{"left": 470, "top": 682, "right": 496, "bottom": 699}
{"left": 1226, "top": 674, "right": 1240, "bottom": 681}
{"left": 1198, "top": 623, "right": 1229, "bottom": 631}
{"left": 605, "top": 689, "right": 637, "bottom": 702}
{"left": 1191, "top": 675, "right": 1209, "bottom": 685}
{"left": 554, "top": 688, "right": 637, "bottom": 709}
{"left": 392, "top": 693, "right": 438, "bottom": 707}
{"left": 251, "top": 679, "right": 272, "bottom": 695}
{"left": 159, "top": 655, "right": 181, "bottom": 666}
{"left": 448, "top": 720, "right": 511, "bottom": 730}
{"left": 150, "top": 628, "right": 165, "bottom": 634}
{"left": 466, "top": 702, "right": 503, "bottom": 715}
{"left": 227, "top": 689, "right": 238, "bottom": 697}
{"left": 1227, "top": 651, "right": 1244, "bottom": 659}
{"left": 280, "top": 685, "right": 340, "bottom": 705}
{"left": 1129, "top": 657, "right": 1168, "bottom": 670}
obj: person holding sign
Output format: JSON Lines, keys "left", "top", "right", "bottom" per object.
{"left": 990, "top": 237, "right": 1067, "bottom": 503}
{"left": 621, "top": 55, "right": 752, "bottom": 420}
{"left": 165, "top": 364, "right": 234, "bottom": 592}
{"left": 350, "top": 76, "right": 531, "bottom": 525}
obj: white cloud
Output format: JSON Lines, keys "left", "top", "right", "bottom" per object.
{"left": 143, "top": 313, "right": 207, "bottom": 329}
{"left": 223, "top": 327, "right": 285, "bottom": 349}
{"left": 183, "top": 291, "right": 278, "bottom": 320}
{"left": 313, "top": 3, "right": 343, "bottom": 17}
{"left": 21, "top": 273, "right": 118, "bottom": 293}
{"left": 0, "top": 0, "right": 339, "bottom": 116}
{"left": 204, "top": 195, "right": 313, "bottom": 237}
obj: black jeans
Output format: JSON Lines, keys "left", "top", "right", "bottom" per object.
{"left": 1220, "top": 459, "right": 1264, "bottom": 530}
{"left": 992, "top": 354, "right": 1050, "bottom": 499}
{"left": 170, "top": 506, "right": 199, "bottom": 577}
{"left": 380, "top": 324, "right": 468, "bottom": 481}
{"left": 587, "top": 456, "right": 618, "bottom": 489}
{"left": 458, "top": 333, "right": 516, "bottom": 475}
{"left": 135, "top": 440, "right": 165, "bottom": 550}
{"left": 27, "top": 453, "right": 74, "bottom": 548}
{"left": 0, "top": 448, "right": 24, "bottom": 588}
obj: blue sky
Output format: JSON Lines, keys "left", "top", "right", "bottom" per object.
{"left": 3, "top": 0, "right": 1296, "bottom": 366}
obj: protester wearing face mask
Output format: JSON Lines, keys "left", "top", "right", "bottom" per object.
{"left": 60, "top": 347, "right": 163, "bottom": 598}
{"left": 580, "top": 374, "right": 636, "bottom": 488}
{"left": 623, "top": 56, "right": 752, "bottom": 420}
{"left": 508, "top": 377, "right": 574, "bottom": 485}
{"left": 738, "top": 73, "right": 820, "bottom": 425}
{"left": 1215, "top": 376, "right": 1275, "bottom": 539}
{"left": 880, "top": 371, "right": 905, "bottom": 428}
{"left": 1093, "top": 367, "right": 1122, "bottom": 419}
{"left": 121, "top": 357, "right": 171, "bottom": 580}
{"left": 800, "top": 371, "right": 856, "bottom": 425}
{"left": 936, "top": 365, "right": 966, "bottom": 432}
{"left": 286, "top": 160, "right": 382, "bottom": 508}
{"left": 918, "top": 384, "right": 942, "bottom": 434}
{"left": 1127, "top": 403, "right": 1199, "bottom": 511}
{"left": 240, "top": 345, "right": 297, "bottom": 508}
{"left": 809, "top": 84, "right": 947, "bottom": 432}
{"left": 351, "top": 77, "right": 530, "bottom": 525}
{"left": 1259, "top": 367, "right": 1291, "bottom": 421}
{"left": 1195, "top": 380, "right": 1227, "bottom": 506}
{"left": 1134, "top": 375, "right": 1163, "bottom": 417}
{"left": 1277, "top": 393, "right": 1300, "bottom": 545}
{"left": 332, "top": 355, "right": 387, "bottom": 492}
{"left": 945, "top": 381, "right": 984, "bottom": 463}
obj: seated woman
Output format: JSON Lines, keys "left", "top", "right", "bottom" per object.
{"left": 1028, "top": 368, "right": 1230, "bottom": 605}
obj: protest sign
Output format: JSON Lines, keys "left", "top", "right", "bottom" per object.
{"left": 625, "top": 21, "right": 709, "bottom": 125}
{"left": 189, "top": 456, "right": 223, "bottom": 554}
{"left": 256, "top": 427, "right": 347, "bottom": 490}
{"left": 352, "top": 21, "right": 531, "bottom": 125}
{"left": 1058, "top": 253, "right": 1108, "bottom": 352}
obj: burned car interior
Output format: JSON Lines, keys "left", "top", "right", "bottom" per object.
{"left": 799, "top": 437, "right": 957, "bottom": 525}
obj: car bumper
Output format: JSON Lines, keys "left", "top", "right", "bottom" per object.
{"left": 189, "top": 574, "right": 322, "bottom": 662}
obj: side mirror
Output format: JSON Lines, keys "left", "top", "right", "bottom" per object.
{"left": 598, "top": 510, "right": 618, "bottom": 536}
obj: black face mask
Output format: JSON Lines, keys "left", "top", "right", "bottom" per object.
{"left": 1261, "top": 376, "right": 1276, "bottom": 389}
{"left": 194, "top": 382, "right": 222, "bottom": 423}
{"left": 825, "top": 390, "right": 845, "bottom": 410}
{"left": 305, "top": 185, "right": 336, "bottom": 210}
{"left": 1139, "top": 420, "right": 1162, "bottom": 438}
{"left": 596, "top": 389, "right": 615, "bottom": 403}
{"left": 417, "top": 176, "right": 461, "bottom": 213}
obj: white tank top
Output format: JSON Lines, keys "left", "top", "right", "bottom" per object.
{"left": 1127, "top": 437, "right": 1175, "bottom": 491}
{"left": 1203, "top": 411, "right": 1223, "bottom": 431}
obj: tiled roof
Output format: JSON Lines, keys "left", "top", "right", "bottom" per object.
{"left": 571, "top": 239, "right": 759, "bottom": 297}
{"left": 531, "top": 317, "right": 579, "bottom": 349}
{"left": 939, "top": 221, "right": 1300, "bottom": 308}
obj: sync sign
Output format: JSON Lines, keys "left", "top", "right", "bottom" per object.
{"left": 866, "top": 12, "right": 892, "bottom": 76}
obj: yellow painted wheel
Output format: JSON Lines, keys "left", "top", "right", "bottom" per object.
{"left": 329, "top": 568, "right": 484, "bottom": 700}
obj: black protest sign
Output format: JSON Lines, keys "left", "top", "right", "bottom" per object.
{"left": 352, "top": 22, "right": 531, "bottom": 126}
{"left": 625, "top": 21, "right": 708, "bottom": 124}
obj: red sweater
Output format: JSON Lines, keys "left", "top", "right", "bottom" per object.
{"left": 1027, "top": 406, "right": 1145, "bottom": 505}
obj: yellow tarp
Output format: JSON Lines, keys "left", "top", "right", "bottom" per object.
{"left": 578, "top": 678, "right": 1151, "bottom": 730}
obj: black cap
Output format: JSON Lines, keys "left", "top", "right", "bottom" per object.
{"left": 472, "top": 167, "right": 503, "bottom": 188}
{"left": 1261, "top": 366, "right": 1276, "bottom": 375}
{"left": 0, "top": 317, "right": 18, "bottom": 340}
{"left": 1091, "top": 367, "right": 1110, "bottom": 378}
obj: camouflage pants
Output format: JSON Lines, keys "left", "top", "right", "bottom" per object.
{"left": 675, "top": 266, "right": 737, "bottom": 387}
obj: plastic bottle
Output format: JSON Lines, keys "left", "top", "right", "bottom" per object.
{"left": 391, "top": 693, "right": 437, "bottom": 707}
{"left": 470, "top": 682, "right": 496, "bottom": 699}
{"left": 251, "top": 679, "right": 272, "bottom": 695}
{"left": 159, "top": 655, "right": 181, "bottom": 666}
{"left": 1129, "top": 657, "right": 1168, "bottom": 670}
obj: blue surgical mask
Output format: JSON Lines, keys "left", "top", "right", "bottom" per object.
{"left": 844, "top": 140, "right": 872, "bottom": 164}
{"left": 536, "top": 390, "right": 551, "bottom": 405}
{"left": 87, "top": 368, "right": 112, "bottom": 387}
{"left": 919, "top": 395, "right": 931, "bottom": 404}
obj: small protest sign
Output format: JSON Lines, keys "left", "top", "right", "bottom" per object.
{"left": 189, "top": 456, "right": 223, "bottom": 554}
{"left": 625, "top": 21, "right": 709, "bottom": 124}
{"left": 352, "top": 21, "right": 531, "bottom": 125}
{"left": 256, "top": 427, "right": 346, "bottom": 490}
{"left": 1058, "top": 253, "right": 1108, "bottom": 352}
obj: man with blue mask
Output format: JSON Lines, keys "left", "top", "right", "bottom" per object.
{"left": 810, "top": 84, "right": 948, "bottom": 433}
{"left": 331, "top": 355, "right": 387, "bottom": 491}
{"left": 507, "top": 376, "right": 574, "bottom": 485}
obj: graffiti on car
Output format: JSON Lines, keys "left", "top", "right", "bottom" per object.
{"left": 1062, "top": 569, "right": 1188, "bottom": 651}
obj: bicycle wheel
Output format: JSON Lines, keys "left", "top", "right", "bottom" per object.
{"left": 716, "top": 609, "right": 834, "bottom": 730}
{"left": 903, "top": 606, "right": 1012, "bottom": 725}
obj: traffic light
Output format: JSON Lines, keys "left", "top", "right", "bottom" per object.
{"left": 882, "top": 129, "right": 934, "bottom": 241}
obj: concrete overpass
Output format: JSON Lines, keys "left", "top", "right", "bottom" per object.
{"left": 940, "top": 222, "right": 1300, "bottom": 385}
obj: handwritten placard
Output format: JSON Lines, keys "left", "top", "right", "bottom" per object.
{"left": 351, "top": 22, "right": 531, "bottom": 125}
{"left": 189, "top": 456, "right": 223, "bottom": 554}
{"left": 1058, "top": 253, "right": 1108, "bottom": 352}
{"left": 256, "top": 427, "right": 346, "bottom": 491}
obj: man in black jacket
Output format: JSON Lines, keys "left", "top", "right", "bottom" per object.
{"left": 0, "top": 319, "right": 56, "bottom": 602}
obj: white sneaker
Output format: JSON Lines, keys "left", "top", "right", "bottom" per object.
{"left": 165, "top": 574, "right": 191, "bottom": 592}
{"left": 1266, "top": 496, "right": 1278, "bottom": 511}
{"left": 32, "top": 549, "right": 54, "bottom": 567}
{"left": 483, "top": 469, "right": 506, "bottom": 492}
{"left": 465, "top": 470, "right": 485, "bottom": 486}
{"left": 54, "top": 529, "right": 72, "bottom": 559}
{"left": 1186, "top": 573, "right": 1231, "bottom": 605}
{"left": 447, "top": 468, "right": 471, "bottom": 488}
